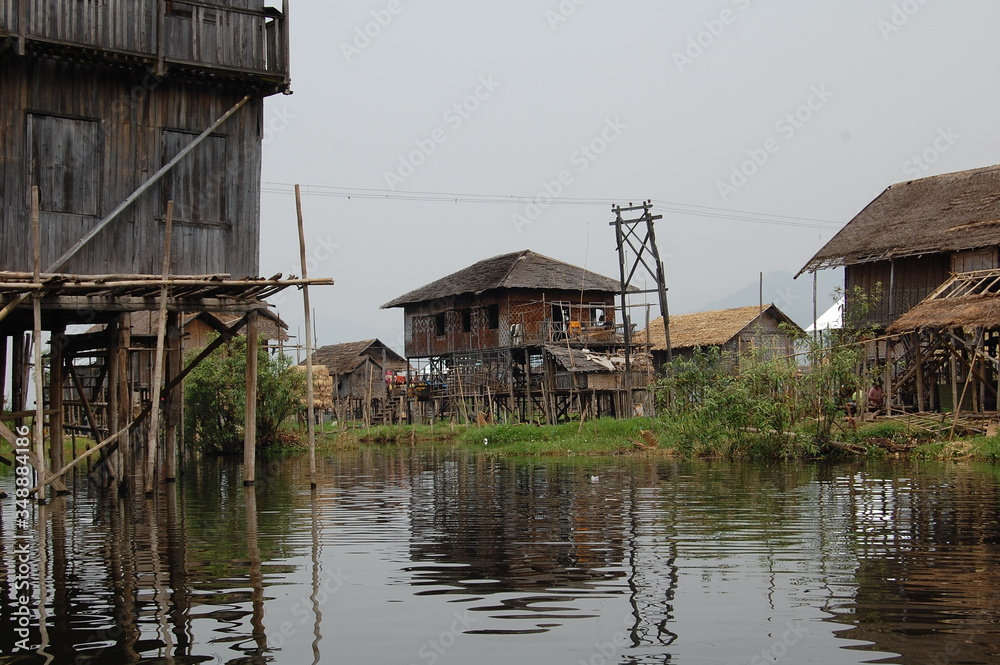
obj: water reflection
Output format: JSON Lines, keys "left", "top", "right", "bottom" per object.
{"left": 0, "top": 452, "right": 996, "bottom": 664}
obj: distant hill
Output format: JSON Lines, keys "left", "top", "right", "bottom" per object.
{"left": 686, "top": 269, "right": 843, "bottom": 329}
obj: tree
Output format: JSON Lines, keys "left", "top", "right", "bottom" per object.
{"left": 184, "top": 334, "right": 304, "bottom": 454}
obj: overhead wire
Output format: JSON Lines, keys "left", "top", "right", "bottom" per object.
{"left": 260, "top": 181, "right": 844, "bottom": 231}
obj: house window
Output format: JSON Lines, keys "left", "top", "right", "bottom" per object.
{"left": 486, "top": 304, "right": 500, "bottom": 330}
{"left": 434, "top": 312, "right": 446, "bottom": 337}
{"left": 28, "top": 114, "right": 100, "bottom": 216}
{"left": 591, "top": 303, "right": 609, "bottom": 327}
{"left": 162, "top": 130, "right": 228, "bottom": 226}
{"left": 461, "top": 309, "right": 472, "bottom": 333}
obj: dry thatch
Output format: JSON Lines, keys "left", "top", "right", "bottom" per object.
{"left": 381, "top": 250, "right": 626, "bottom": 308}
{"left": 309, "top": 339, "right": 407, "bottom": 375}
{"left": 294, "top": 364, "right": 334, "bottom": 410}
{"left": 640, "top": 304, "right": 798, "bottom": 351}
{"left": 799, "top": 164, "right": 1000, "bottom": 274}
{"left": 888, "top": 294, "right": 1000, "bottom": 333}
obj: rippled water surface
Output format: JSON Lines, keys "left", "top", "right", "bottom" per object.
{"left": 0, "top": 448, "right": 998, "bottom": 664}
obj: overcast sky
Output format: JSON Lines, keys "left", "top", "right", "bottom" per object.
{"left": 257, "top": 0, "right": 1000, "bottom": 354}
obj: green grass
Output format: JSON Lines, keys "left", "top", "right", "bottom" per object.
{"left": 458, "top": 418, "right": 665, "bottom": 457}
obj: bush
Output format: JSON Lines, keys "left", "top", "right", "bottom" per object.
{"left": 184, "top": 334, "right": 304, "bottom": 455}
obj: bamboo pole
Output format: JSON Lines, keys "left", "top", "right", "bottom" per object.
{"left": 31, "top": 187, "right": 46, "bottom": 503}
{"left": 295, "top": 185, "right": 317, "bottom": 489}
{"left": 145, "top": 201, "right": 174, "bottom": 497}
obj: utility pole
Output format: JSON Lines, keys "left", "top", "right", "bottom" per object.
{"left": 611, "top": 201, "right": 672, "bottom": 378}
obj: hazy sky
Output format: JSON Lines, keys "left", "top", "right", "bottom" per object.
{"left": 257, "top": 1, "right": 1000, "bottom": 353}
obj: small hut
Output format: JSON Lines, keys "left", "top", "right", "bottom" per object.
{"left": 642, "top": 304, "right": 801, "bottom": 370}
{"left": 309, "top": 339, "right": 408, "bottom": 423}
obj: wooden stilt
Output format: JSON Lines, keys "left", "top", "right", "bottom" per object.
{"left": 117, "top": 315, "right": 132, "bottom": 494}
{"left": 48, "top": 327, "right": 66, "bottom": 488}
{"left": 164, "top": 312, "right": 181, "bottom": 482}
{"left": 295, "top": 185, "right": 317, "bottom": 490}
{"left": 11, "top": 332, "right": 26, "bottom": 429}
{"left": 144, "top": 201, "right": 174, "bottom": 497}
{"left": 243, "top": 310, "right": 258, "bottom": 486}
{"left": 31, "top": 192, "right": 46, "bottom": 503}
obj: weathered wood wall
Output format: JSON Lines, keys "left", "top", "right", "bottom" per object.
{"left": 402, "top": 289, "right": 617, "bottom": 358}
{"left": 0, "top": 49, "right": 263, "bottom": 275}
{"left": 1, "top": 0, "right": 283, "bottom": 76}
{"left": 846, "top": 255, "right": 951, "bottom": 329}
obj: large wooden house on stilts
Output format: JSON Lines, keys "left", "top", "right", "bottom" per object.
{"left": 799, "top": 165, "right": 1000, "bottom": 418}
{"left": 0, "top": 1, "right": 329, "bottom": 498}
{"left": 382, "top": 250, "right": 649, "bottom": 424}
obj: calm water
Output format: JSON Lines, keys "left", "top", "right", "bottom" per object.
{"left": 0, "top": 448, "right": 998, "bottom": 664}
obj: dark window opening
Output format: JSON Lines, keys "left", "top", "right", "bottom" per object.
{"left": 434, "top": 312, "right": 446, "bottom": 337}
{"left": 461, "top": 309, "right": 472, "bottom": 333}
{"left": 28, "top": 114, "right": 101, "bottom": 216}
{"left": 486, "top": 304, "right": 500, "bottom": 330}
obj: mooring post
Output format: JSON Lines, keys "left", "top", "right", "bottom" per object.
{"left": 30, "top": 186, "right": 47, "bottom": 503}
{"left": 243, "top": 310, "right": 259, "bottom": 486}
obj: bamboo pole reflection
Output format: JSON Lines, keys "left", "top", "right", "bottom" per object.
{"left": 309, "top": 492, "right": 323, "bottom": 665}
{"left": 148, "top": 490, "right": 175, "bottom": 664}
{"left": 36, "top": 502, "right": 53, "bottom": 665}
{"left": 245, "top": 486, "right": 267, "bottom": 656}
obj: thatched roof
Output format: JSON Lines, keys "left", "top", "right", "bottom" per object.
{"left": 888, "top": 294, "right": 1000, "bottom": 333}
{"left": 888, "top": 270, "right": 1000, "bottom": 333}
{"left": 382, "top": 250, "right": 626, "bottom": 308}
{"left": 799, "top": 164, "right": 1000, "bottom": 275}
{"left": 309, "top": 339, "right": 407, "bottom": 375}
{"left": 641, "top": 304, "right": 799, "bottom": 351}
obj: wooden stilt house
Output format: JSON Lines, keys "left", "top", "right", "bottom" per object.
{"left": 382, "top": 250, "right": 643, "bottom": 423}
{"left": 0, "top": 1, "right": 330, "bottom": 496}
{"left": 799, "top": 165, "right": 1000, "bottom": 415}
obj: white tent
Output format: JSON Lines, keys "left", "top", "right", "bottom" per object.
{"left": 806, "top": 297, "right": 844, "bottom": 332}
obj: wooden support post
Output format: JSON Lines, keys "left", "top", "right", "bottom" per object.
{"left": 144, "top": 202, "right": 174, "bottom": 497}
{"left": 118, "top": 316, "right": 132, "bottom": 492}
{"left": 49, "top": 327, "right": 66, "bottom": 480}
{"left": 913, "top": 333, "right": 926, "bottom": 412}
{"left": 0, "top": 335, "right": 7, "bottom": 419}
{"left": 11, "top": 333, "right": 26, "bottom": 429}
{"left": 243, "top": 310, "right": 258, "bottom": 486}
{"left": 31, "top": 187, "right": 46, "bottom": 503}
{"left": 164, "top": 312, "right": 181, "bottom": 482}
{"left": 295, "top": 185, "right": 317, "bottom": 490}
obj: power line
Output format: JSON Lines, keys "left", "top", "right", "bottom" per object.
{"left": 260, "top": 181, "right": 843, "bottom": 231}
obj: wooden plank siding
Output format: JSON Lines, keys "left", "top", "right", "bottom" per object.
{"left": 0, "top": 56, "right": 262, "bottom": 276}
{"left": 0, "top": 0, "right": 285, "bottom": 78}
{"left": 846, "top": 255, "right": 950, "bottom": 329}
{"left": 402, "top": 289, "right": 616, "bottom": 358}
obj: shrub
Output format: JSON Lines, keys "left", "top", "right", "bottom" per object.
{"left": 184, "top": 334, "right": 304, "bottom": 455}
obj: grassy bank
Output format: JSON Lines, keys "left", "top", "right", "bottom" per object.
{"left": 457, "top": 418, "right": 664, "bottom": 457}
